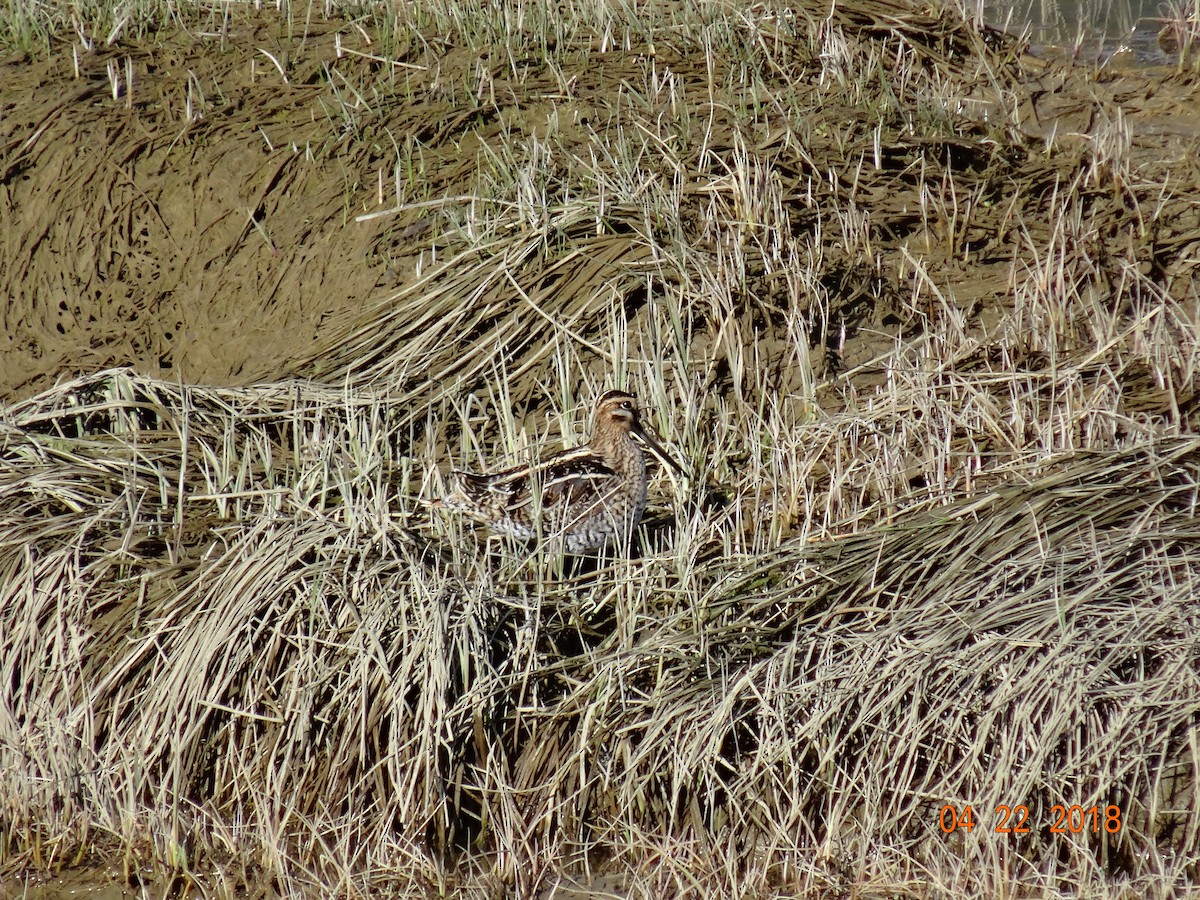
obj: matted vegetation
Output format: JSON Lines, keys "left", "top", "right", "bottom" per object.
{"left": 2, "top": 0, "right": 1200, "bottom": 896}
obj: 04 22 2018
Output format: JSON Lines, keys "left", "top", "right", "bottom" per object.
{"left": 939, "top": 803, "right": 1122, "bottom": 835}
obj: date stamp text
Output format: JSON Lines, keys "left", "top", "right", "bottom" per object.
{"left": 940, "top": 804, "right": 1122, "bottom": 835}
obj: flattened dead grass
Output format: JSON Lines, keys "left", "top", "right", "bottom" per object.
{"left": 2, "top": 363, "right": 1198, "bottom": 896}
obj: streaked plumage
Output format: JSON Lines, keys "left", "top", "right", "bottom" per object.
{"left": 441, "top": 390, "right": 684, "bottom": 553}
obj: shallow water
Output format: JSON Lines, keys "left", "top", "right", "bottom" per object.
{"left": 983, "top": 0, "right": 1192, "bottom": 63}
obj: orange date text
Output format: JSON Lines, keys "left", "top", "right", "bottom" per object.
{"left": 939, "top": 804, "right": 1122, "bottom": 834}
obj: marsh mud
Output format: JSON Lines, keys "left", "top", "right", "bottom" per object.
{"left": 0, "top": 7, "right": 1198, "bottom": 405}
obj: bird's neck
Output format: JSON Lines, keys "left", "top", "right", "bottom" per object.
{"left": 592, "top": 430, "right": 644, "bottom": 476}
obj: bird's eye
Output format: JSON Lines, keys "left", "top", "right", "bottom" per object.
{"left": 622, "top": 401, "right": 632, "bottom": 410}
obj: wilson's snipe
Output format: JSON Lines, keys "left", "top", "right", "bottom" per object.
{"left": 441, "top": 390, "right": 685, "bottom": 553}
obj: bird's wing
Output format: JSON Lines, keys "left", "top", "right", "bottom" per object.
{"left": 470, "top": 447, "right": 615, "bottom": 512}
{"left": 538, "top": 450, "right": 618, "bottom": 509}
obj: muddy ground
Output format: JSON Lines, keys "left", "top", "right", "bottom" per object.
{"left": 1, "top": 10, "right": 1198, "bottom": 405}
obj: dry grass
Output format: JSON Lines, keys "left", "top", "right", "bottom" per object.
{"left": 3, "top": 0, "right": 1200, "bottom": 897}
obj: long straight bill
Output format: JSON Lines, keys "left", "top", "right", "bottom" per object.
{"left": 631, "top": 423, "right": 688, "bottom": 480}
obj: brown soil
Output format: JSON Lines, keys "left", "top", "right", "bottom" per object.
{"left": 2, "top": 11, "right": 1199, "bottom": 403}
{"left": 1, "top": 870, "right": 140, "bottom": 900}
{"left": 1, "top": 18, "right": 406, "bottom": 398}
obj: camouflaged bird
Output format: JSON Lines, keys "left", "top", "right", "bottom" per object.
{"left": 441, "top": 390, "right": 684, "bottom": 553}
